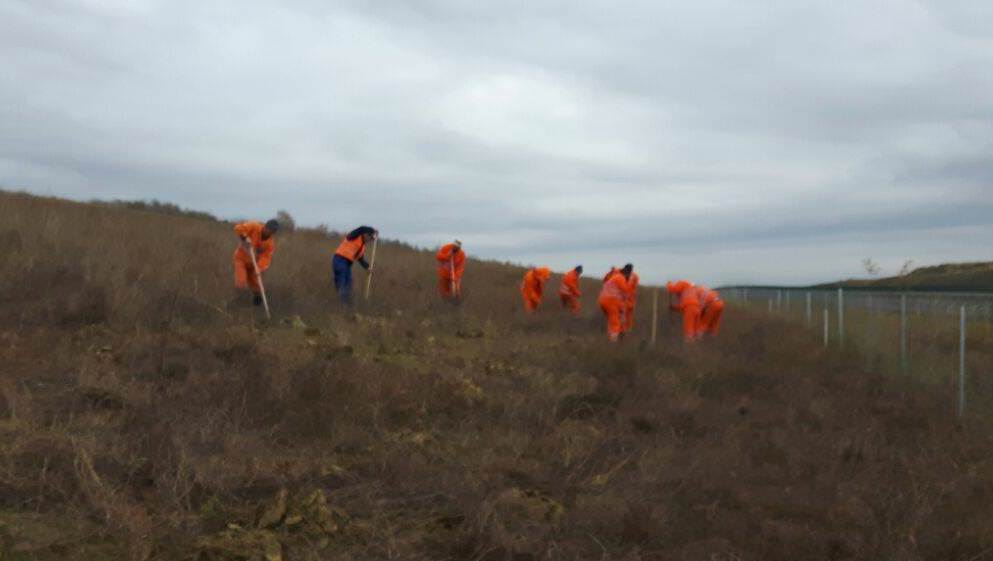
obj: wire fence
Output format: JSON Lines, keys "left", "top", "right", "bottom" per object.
{"left": 724, "top": 287, "right": 993, "bottom": 418}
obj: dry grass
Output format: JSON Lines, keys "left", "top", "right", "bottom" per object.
{"left": 2, "top": 190, "right": 993, "bottom": 560}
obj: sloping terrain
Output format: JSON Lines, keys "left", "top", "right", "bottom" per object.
{"left": 1, "top": 191, "right": 992, "bottom": 561}
{"left": 823, "top": 262, "right": 993, "bottom": 291}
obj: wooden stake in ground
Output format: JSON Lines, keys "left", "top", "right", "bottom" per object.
{"left": 450, "top": 257, "right": 458, "bottom": 299}
{"left": 651, "top": 287, "right": 659, "bottom": 345}
{"left": 248, "top": 245, "right": 271, "bottom": 320}
{"left": 364, "top": 236, "right": 379, "bottom": 301}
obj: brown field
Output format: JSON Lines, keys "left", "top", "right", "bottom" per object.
{"left": 2, "top": 190, "right": 993, "bottom": 561}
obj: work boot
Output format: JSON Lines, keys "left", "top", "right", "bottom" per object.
{"left": 253, "top": 294, "right": 263, "bottom": 306}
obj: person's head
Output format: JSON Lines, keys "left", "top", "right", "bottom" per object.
{"left": 363, "top": 229, "right": 378, "bottom": 243}
{"left": 574, "top": 265, "right": 583, "bottom": 275}
{"left": 262, "top": 219, "right": 280, "bottom": 240}
{"left": 454, "top": 239, "right": 463, "bottom": 252}
{"left": 621, "top": 263, "right": 634, "bottom": 278}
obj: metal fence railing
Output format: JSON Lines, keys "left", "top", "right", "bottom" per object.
{"left": 723, "top": 287, "right": 993, "bottom": 418}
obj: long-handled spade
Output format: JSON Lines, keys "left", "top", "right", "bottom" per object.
{"left": 364, "top": 236, "right": 379, "bottom": 301}
{"left": 450, "top": 256, "right": 462, "bottom": 303}
{"left": 248, "top": 245, "right": 271, "bottom": 320}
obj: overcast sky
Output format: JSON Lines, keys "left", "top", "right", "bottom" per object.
{"left": 2, "top": 0, "right": 992, "bottom": 285}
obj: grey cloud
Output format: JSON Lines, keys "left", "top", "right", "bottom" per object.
{"left": 2, "top": 0, "right": 992, "bottom": 286}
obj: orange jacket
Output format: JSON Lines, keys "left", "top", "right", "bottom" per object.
{"left": 603, "top": 268, "right": 618, "bottom": 284}
{"left": 335, "top": 235, "right": 367, "bottom": 262}
{"left": 626, "top": 272, "right": 640, "bottom": 303}
{"left": 599, "top": 270, "right": 630, "bottom": 304}
{"left": 696, "top": 285, "right": 721, "bottom": 307}
{"left": 559, "top": 269, "right": 581, "bottom": 297}
{"left": 521, "top": 267, "right": 551, "bottom": 300}
{"left": 436, "top": 244, "right": 466, "bottom": 279}
{"left": 666, "top": 280, "right": 699, "bottom": 309}
{"left": 234, "top": 222, "right": 276, "bottom": 271}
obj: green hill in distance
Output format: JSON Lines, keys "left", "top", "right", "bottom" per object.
{"left": 819, "top": 262, "right": 993, "bottom": 291}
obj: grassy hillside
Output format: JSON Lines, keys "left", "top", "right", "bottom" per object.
{"left": 823, "top": 262, "right": 993, "bottom": 291}
{"left": 2, "top": 190, "right": 993, "bottom": 560}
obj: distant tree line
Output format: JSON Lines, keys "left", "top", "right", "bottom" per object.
{"left": 97, "top": 198, "right": 220, "bottom": 222}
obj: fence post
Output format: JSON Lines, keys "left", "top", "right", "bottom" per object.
{"left": 651, "top": 288, "right": 659, "bottom": 346}
{"left": 837, "top": 288, "right": 845, "bottom": 346}
{"left": 823, "top": 307, "right": 829, "bottom": 348}
{"left": 900, "top": 294, "right": 908, "bottom": 374}
{"left": 768, "top": 299, "right": 773, "bottom": 313}
{"left": 743, "top": 288, "right": 749, "bottom": 303}
{"left": 959, "top": 306, "right": 966, "bottom": 418}
{"left": 785, "top": 291, "right": 791, "bottom": 313}
{"left": 777, "top": 290, "right": 782, "bottom": 310}
{"left": 806, "top": 292, "right": 812, "bottom": 325}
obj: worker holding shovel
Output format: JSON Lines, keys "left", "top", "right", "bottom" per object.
{"left": 521, "top": 267, "right": 552, "bottom": 313}
{"left": 332, "top": 226, "right": 378, "bottom": 306}
{"left": 623, "top": 264, "right": 640, "bottom": 333}
{"left": 436, "top": 240, "right": 466, "bottom": 303}
{"left": 233, "top": 219, "right": 280, "bottom": 311}
{"left": 667, "top": 280, "right": 702, "bottom": 342}
{"left": 599, "top": 265, "right": 632, "bottom": 342}
{"left": 559, "top": 265, "right": 583, "bottom": 315}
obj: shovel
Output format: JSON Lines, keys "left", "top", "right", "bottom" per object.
{"left": 248, "top": 244, "right": 271, "bottom": 320}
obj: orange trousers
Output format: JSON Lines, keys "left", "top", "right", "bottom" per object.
{"left": 600, "top": 298, "right": 624, "bottom": 341}
{"left": 523, "top": 294, "right": 541, "bottom": 312}
{"left": 681, "top": 304, "right": 701, "bottom": 341}
{"left": 624, "top": 302, "right": 636, "bottom": 332}
{"left": 560, "top": 293, "right": 581, "bottom": 314}
{"left": 438, "top": 276, "right": 462, "bottom": 299}
{"left": 233, "top": 256, "right": 262, "bottom": 293}
{"left": 699, "top": 300, "right": 724, "bottom": 336}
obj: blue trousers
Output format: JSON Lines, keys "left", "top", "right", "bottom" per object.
{"left": 332, "top": 254, "right": 354, "bottom": 305}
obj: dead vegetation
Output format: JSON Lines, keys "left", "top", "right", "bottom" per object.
{"left": 1, "top": 190, "right": 993, "bottom": 560}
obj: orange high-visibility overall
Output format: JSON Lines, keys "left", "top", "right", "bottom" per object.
{"left": 667, "top": 280, "right": 700, "bottom": 341}
{"left": 521, "top": 267, "right": 551, "bottom": 312}
{"left": 233, "top": 222, "right": 275, "bottom": 294}
{"left": 559, "top": 269, "right": 582, "bottom": 314}
{"left": 697, "top": 286, "right": 724, "bottom": 337}
{"left": 436, "top": 244, "right": 466, "bottom": 299}
{"left": 599, "top": 271, "right": 630, "bottom": 341}
{"left": 624, "top": 272, "right": 640, "bottom": 332}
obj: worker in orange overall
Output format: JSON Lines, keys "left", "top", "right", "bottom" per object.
{"left": 333, "top": 226, "right": 378, "bottom": 306}
{"left": 558, "top": 266, "right": 583, "bottom": 315}
{"left": 233, "top": 219, "right": 280, "bottom": 306}
{"left": 666, "top": 280, "right": 701, "bottom": 342}
{"left": 696, "top": 285, "right": 725, "bottom": 337}
{"left": 623, "top": 264, "right": 640, "bottom": 333}
{"left": 599, "top": 264, "right": 632, "bottom": 342}
{"left": 436, "top": 240, "right": 466, "bottom": 302}
{"left": 603, "top": 266, "right": 618, "bottom": 283}
{"left": 521, "top": 267, "right": 551, "bottom": 313}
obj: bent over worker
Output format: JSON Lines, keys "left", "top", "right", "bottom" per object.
{"left": 624, "top": 265, "right": 639, "bottom": 333}
{"left": 233, "top": 219, "right": 279, "bottom": 306}
{"left": 559, "top": 265, "right": 583, "bottom": 315}
{"left": 333, "top": 226, "right": 377, "bottom": 306}
{"left": 521, "top": 267, "right": 551, "bottom": 313}
{"left": 696, "top": 285, "right": 725, "bottom": 337}
{"left": 667, "top": 280, "right": 701, "bottom": 342}
{"left": 436, "top": 240, "right": 466, "bottom": 302}
{"left": 599, "top": 265, "right": 632, "bottom": 342}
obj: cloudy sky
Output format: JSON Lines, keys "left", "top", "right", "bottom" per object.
{"left": 2, "top": 0, "right": 992, "bottom": 285}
